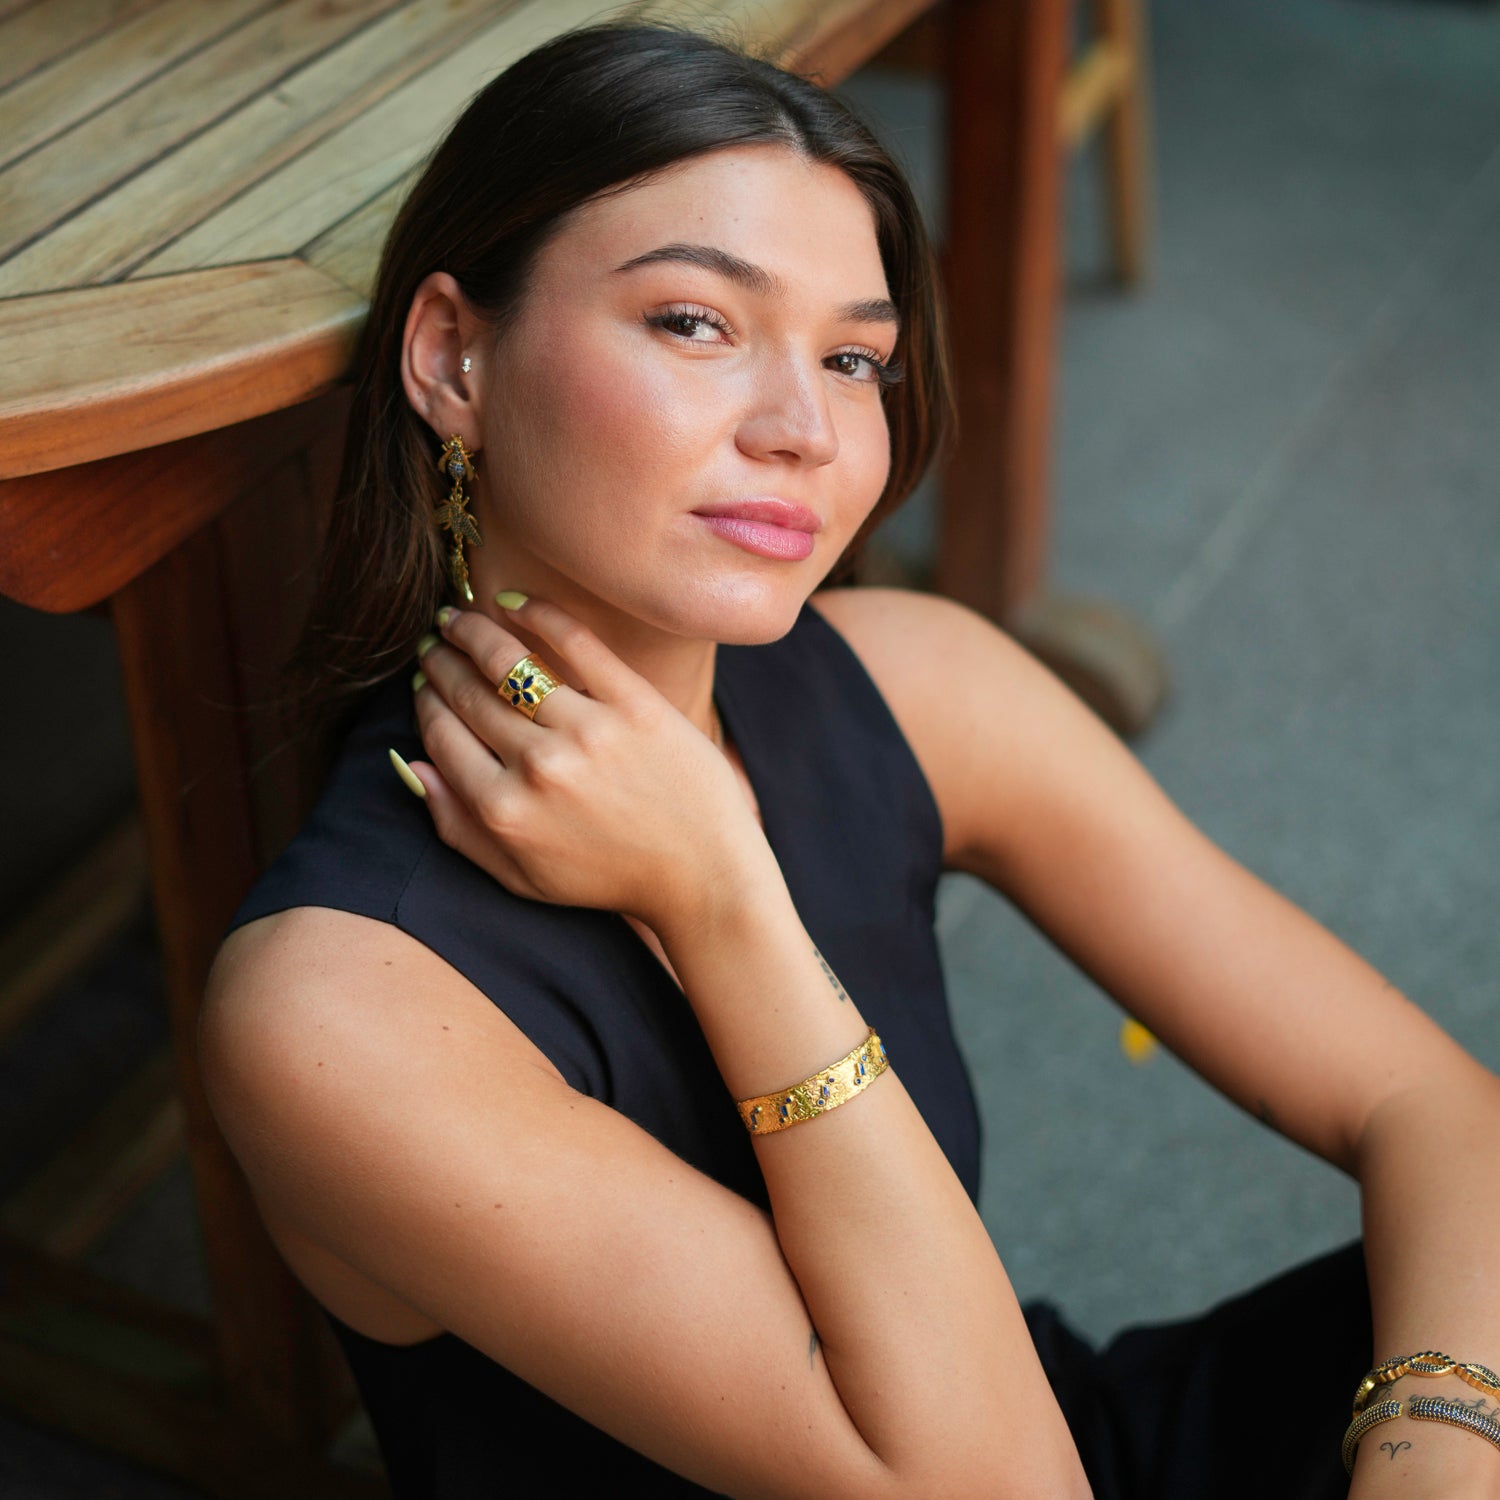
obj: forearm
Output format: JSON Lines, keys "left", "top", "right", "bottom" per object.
{"left": 1348, "top": 1071, "right": 1500, "bottom": 1496}
{"left": 657, "top": 852, "right": 1089, "bottom": 1497}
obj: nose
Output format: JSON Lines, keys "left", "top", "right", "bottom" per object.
{"left": 733, "top": 347, "right": 840, "bottom": 468}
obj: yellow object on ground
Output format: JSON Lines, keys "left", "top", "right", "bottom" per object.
{"left": 1120, "top": 1017, "right": 1159, "bottom": 1063}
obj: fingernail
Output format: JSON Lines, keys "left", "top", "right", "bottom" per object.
{"left": 411, "top": 669, "right": 427, "bottom": 693}
{"left": 416, "top": 631, "right": 439, "bottom": 659}
{"left": 388, "top": 748, "right": 426, "bottom": 799}
{"left": 495, "top": 591, "right": 528, "bottom": 611}
{"left": 435, "top": 605, "right": 456, "bottom": 628}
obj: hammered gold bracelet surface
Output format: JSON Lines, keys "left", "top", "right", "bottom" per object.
{"left": 736, "top": 1030, "right": 888, "bottom": 1135}
{"left": 1351, "top": 1350, "right": 1500, "bottom": 1415}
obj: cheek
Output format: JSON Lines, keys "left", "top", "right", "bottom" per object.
{"left": 843, "top": 397, "right": 893, "bottom": 509}
{"left": 518, "top": 328, "right": 723, "bottom": 486}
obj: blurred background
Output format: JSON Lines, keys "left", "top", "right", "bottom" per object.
{"left": 2, "top": 0, "right": 1498, "bottom": 1490}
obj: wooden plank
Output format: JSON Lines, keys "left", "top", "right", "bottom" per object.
{"left": 138, "top": 0, "right": 616, "bottom": 275}
{"left": 0, "top": 0, "right": 405, "bottom": 266}
{"left": 292, "top": 0, "right": 939, "bottom": 295}
{"left": 0, "top": 382, "right": 338, "bottom": 611}
{"left": 0, "top": 259, "right": 361, "bottom": 483}
{"left": 0, "top": 1045, "right": 184, "bottom": 1257}
{"left": 0, "top": 0, "right": 510, "bottom": 294}
{"left": 0, "top": 0, "right": 269, "bottom": 174}
{"left": 0, "top": 0, "right": 161, "bottom": 93}
{"left": 0, "top": 812, "right": 148, "bottom": 1045}
{"left": 302, "top": 171, "right": 417, "bottom": 300}
{"left": 760, "top": 0, "right": 939, "bottom": 84}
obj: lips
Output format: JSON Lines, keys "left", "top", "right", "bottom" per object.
{"left": 690, "top": 498, "right": 820, "bottom": 562}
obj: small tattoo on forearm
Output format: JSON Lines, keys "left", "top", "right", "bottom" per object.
{"left": 813, "top": 944, "right": 849, "bottom": 1003}
{"left": 1379, "top": 1439, "right": 1411, "bottom": 1459}
{"left": 809, "top": 1328, "right": 820, "bottom": 1367}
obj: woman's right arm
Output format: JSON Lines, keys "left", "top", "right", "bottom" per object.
{"left": 200, "top": 600, "right": 1091, "bottom": 1499}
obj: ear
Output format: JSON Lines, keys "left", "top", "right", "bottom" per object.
{"left": 400, "top": 272, "right": 487, "bottom": 446}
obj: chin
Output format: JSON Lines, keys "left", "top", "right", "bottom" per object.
{"left": 658, "top": 574, "right": 816, "bottom": 646}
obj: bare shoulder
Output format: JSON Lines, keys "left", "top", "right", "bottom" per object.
{"left": 807, "top": 585, "right": 1107, "bottom": 877}
{"left": 806, "top": 582, "right": 1016, "bottom": 694}
{"left": 202, "top": 907, "right": 565, "bottom": 1342}
{"left": 202, "top": 905, "right": 569, "bottom": 1190}
{"left": 203, "top": 906, "right": 567, "bottom": 1118}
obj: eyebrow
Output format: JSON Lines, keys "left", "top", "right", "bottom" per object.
{"left": 612, "top": 242, "right": 901, "bottom": 330}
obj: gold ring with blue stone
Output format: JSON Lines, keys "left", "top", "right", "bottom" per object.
{"left": 499, "top": 653, "right": 565, "bottom": 720}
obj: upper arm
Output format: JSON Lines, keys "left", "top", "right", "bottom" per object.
{"left": 809, "top": 586, "right": 1493, "bottom": 1170}
{"left": 200, "top": 907, "right": 891, "bottom": 1498}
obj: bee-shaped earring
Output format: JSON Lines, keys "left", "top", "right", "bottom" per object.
{"left": 435, "top": 434, "right": 481, "bottom": 603}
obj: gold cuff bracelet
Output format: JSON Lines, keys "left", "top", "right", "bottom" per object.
{"left": 736, "top": 1030, "right": 888, "bottom": 1136}
{"left": 1343, "top": 1394, "right": 1500, "bottom": 1474}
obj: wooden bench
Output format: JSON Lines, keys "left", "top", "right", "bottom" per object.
{"left": 0, "top": 1, "right": 1161, "bottom": 1492}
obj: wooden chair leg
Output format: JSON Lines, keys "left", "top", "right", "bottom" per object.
{"left": 1094, "top": 0, "right": 1153, "bottom": 285}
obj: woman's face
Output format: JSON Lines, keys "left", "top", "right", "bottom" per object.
{"left": 470, "top": 144, "right": 899, "bottom": 645}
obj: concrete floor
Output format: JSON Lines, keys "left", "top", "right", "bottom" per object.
{"left": 3, "top": 0, "right": 1498, "bottom": 1489}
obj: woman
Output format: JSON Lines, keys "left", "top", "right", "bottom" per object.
{"left": 202, "top": 20, "right": 1500, "bottom": 1498}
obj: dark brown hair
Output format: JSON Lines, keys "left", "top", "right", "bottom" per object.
{"left": 283, "top": 19, "right": 953, "bottom": 731}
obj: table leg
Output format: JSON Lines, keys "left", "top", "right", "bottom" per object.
{"left": 102, "top": 400, "right": 358, "bottom": 1468}
{"left": 939, "top": 0, "right": 1168, "bottom": 736}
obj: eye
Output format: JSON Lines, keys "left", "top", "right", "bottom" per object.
{"left": 829, "top": 347, "right": 906, "bottom": 390}
{"left": 645, "top": 304, "right": 734, "bottom": 343}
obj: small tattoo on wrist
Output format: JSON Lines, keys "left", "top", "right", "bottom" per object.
{"left": 813, "top": 943, "right": 850, "bottom": 1003}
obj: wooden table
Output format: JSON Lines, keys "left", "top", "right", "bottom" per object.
{"left": 0, "top": 1, "right": 1159, "bottom": 1492}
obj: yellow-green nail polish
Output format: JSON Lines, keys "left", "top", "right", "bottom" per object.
{"left": 416, "top": 631, "right": 439, "bottom": 659}
{"left": 495, "top": 590, "right": 528, "bottom": 611}
{"left": 411, "top": 669, "right": 427, "bottom": 693}
{"left": 388, "top": 748, "right": 426, "bottom": 799}
{"left": 435, "top": 605, "right": 456, "bottom": 628}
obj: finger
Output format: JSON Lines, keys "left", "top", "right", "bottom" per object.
{"left": 394, "top": 752, "right": 538, "bottom": 900}
{"left": 436, "top": 606, "right": 588, "bottom": 729}
{"left": 413, "top": 668, "right": 519, "bottom": 813}
{"left": 494, "top": 595, "right": 647, "bottom": 708}
{"left": 419, "top": 634, "right": 539, "bottom": 761}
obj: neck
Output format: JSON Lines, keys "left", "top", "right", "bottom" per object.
{"left": 467, "top": 554, "right": 721, "bottom": 744}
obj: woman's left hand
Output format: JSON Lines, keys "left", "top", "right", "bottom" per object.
{"left": 398, "top": 595, "right": 769, "bottom": 930}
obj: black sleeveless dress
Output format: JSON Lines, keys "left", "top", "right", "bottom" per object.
{"left": 225, "top": 602, "right": 1369, "bottom": 1498}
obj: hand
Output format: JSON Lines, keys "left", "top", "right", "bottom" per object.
{"left": 403, "top": 596, "right": 767, "bottom": 932}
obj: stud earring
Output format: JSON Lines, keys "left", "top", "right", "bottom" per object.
{"left": 435, "top": 434, "right": 481, "bottom": 603}
{"left": 460, "top": 356, "right": 472, "bottom": 373}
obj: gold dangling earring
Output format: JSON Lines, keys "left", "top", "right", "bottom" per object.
{"left": 435, "top": 434, "right": 481, "bottom": 603}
